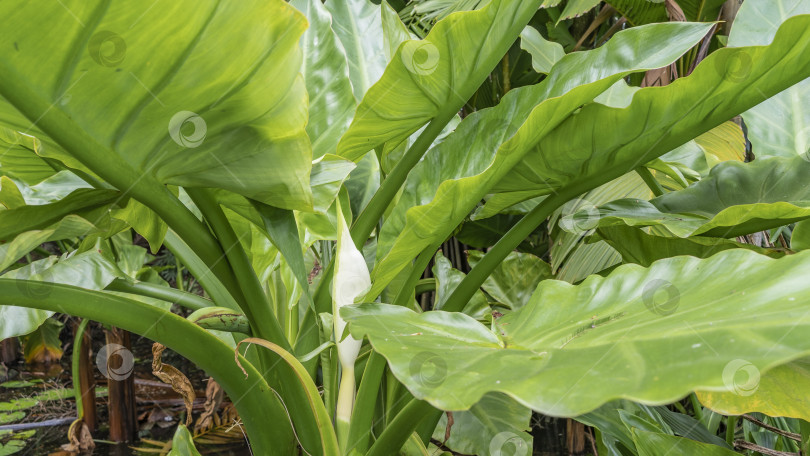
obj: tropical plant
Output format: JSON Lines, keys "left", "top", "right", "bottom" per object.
{"left": 1, "top": 0, "right": 810, "bottom": 454}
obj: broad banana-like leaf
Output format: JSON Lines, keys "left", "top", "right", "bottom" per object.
{"left": 581, "top": 156, "right": 810, "bottom": 238}
{"left": 632, "top": 429, "right": 738, "bottom": 456}
{"left": 479, "top": 16, "right": 810, "bottom": 217}
{"left": 337, "top": 0, "right": 543, "bottom": 161}
{"left": 372, "top": 22, "right": 714, "bottom": 297}
{"left": 325, "top": 0, "right": 387, "bottom": 101}
{"left": 729, "top": 0, "right": 810, "bottom": 160}
{"left": 520, "top": 26, "right": 565, "bottom": 74}
{"left": 697, "top": 358, "right": 810, "bottom": 421}
{"left": 0, "top": 188, "right": 118, "bottom": 242}
{"left": 0, "top": 251, "right": 121, "bottom": 338}
{"left": 292, "top": 0, "right": 356, "bottom": 159}
{"left": 344, "top": 249, "right": 810, "bottom": 416}
{"left": 467, "top": 251, "right": 551, "bottom": 311}
{"left": 0, "top": 215, "right": 104, "bottom": 271}
{"left": 431, "top": 393, "right": 532, "bottom": 456}
{"left": 595, "top": 226, "right": 783, "bottom": 267}
{"left": 0, "top": 0, "right": 313, "bottom": 210}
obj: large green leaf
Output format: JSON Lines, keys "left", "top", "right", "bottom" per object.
{"left": 0, "top": 250, "right": 121, "bottom": 338}
{"left": 474, "top": 16, "right": 810, "bottom": 218}
{"left": 0, "top": 215, "right": 105, "bottom": 271}
{"left": 0, "top": 188, "right": 118, "bottom": 242}
{"left": 345, "top": 249, "right": 810, "bottom": 416}
{"left": 292, "top": 0, "right": 356, "bottom": 159}
{"left": 371, "top": 22, "right": 714, "bottom": 297}
{"left": 729, "top": 0, "right": 810, "bottom": 160}
{"left": 0, "top": 0, "right": 312, "bottom": 210}
{"left": 325, "top": 0, "right": 387, "bottom": 101}
{"left": 337, "top": 0, "right": 543, "bottom": 161}
{"left": 582, "top": 156, "right": 810, "bottom": 238}
{"left": 595, "top": 225, "right": 783, "bottom": 267}
{"left": 697, "top": 357, "right": 810, "bottom": 421}
{"left": 431, "top": 393, "right": 532, "bottom": 456}
{"left": 632, "top": 430, "right": 739, "bottom": 456}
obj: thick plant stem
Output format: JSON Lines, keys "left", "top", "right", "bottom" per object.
{"left": 393, "top": 243, "right": 440, "bottom": 308}
{"left": 635, "top": 166, "right": 666, "bottom": 197}
{"left": 350, "top": 110, "right": 459, "bottom": 248}
{"left": 70, "top": 319, "right": 90, "bottom": 428}
{"left": 164, "top": 230, "right": 242, "bottom": 311}
{"left": 347, "top": 351, "right": 387, "bottom": 454}
{"left": 726, "top": 415, "right": 737, "bottom": 447}
{"left": 185, "top": 188, "right": 288, "bottom": 350}
{"left": 367, "top": 398, "right": 435, "bottom": 456}
{"left": 442, "top": 190, "right": 579, "bottom": 312}
{"left": 0, "top": 280, "right": 292, "bottom": 454}
{"left": 336, "top": 366, "right": 356, "bottom": 450}
{"left": 105, "top": 278, "right": 213, "bottom": 311}
{"left": 185, "top": 189, "right": 323, "bottom": 453}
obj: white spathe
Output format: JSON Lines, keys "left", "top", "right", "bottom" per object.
{"left": 332, "top": 201, "right": 370, "bottom": 369}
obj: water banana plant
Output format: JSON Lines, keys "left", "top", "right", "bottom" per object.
{"left": 1, "top": 0, "right": 810, "bottom": 454}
